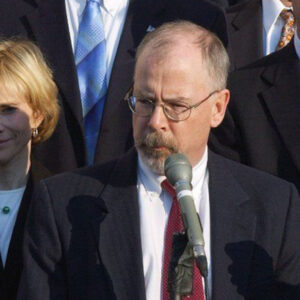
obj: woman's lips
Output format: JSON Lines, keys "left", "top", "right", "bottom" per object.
{"left": 0, "top": 139, "right": 10, "bottom": 144}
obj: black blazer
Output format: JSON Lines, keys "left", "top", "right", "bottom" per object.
{"left": 226, "top": 0, "right": 263, "bottom": 70}
{"left": 210, "top": 42, "right": 300, "bottom": 192}
{"left": 0, "top": 161, "right": 51, "bottom": 300}
{"left": 0, "top": 0, "right": 227, "bottom": 174}
{"left": 208, "top": 0, "right": 248, "bottom": 9}
{"left": 18, "top": 149, "right": 300, "bottom": 299}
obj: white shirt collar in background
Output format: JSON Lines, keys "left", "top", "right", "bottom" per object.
{"left": 262, "top": 0, "right": 292, "bottom": 55}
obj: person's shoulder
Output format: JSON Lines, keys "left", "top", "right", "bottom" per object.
{"left": 210, "top": 151, "right": 298, "bottom": 198}
{"left": 228, "top": 42, "right": 297, "bottom": 96}
{"left": 39, "top": 157, "right": 119, "bottom": 198}
{"left": 232, "top": 42, "right": 297, "bottom": 75}
{"left": 39, "top": 148, "right": 138, "bottom": 197}
{"left": 226, "top": 0, "right": 260, "bottom": 15}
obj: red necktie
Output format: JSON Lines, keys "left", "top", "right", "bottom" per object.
{"left": 161, "top": 179, "right": 205, "bottom": 300}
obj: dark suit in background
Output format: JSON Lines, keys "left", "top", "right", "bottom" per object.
{"left": 0, "top": 161, "right": 51, "bottom": 300}
{"left": 226, "top": 0, "right": 263, "bottom": 70}
{"left": 19, "top": 150, "right": 300, "bottom": 299}
{"left": 208, "top": 0, "right": 247, "bottom": 9}
{"left": 210, "top": 42, "right": 300, "bottom": 192}
{"left": 0, "top": 0, "right": 227, "bottom": 174}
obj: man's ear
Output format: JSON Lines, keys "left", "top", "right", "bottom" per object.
{"left": 210, "top": 89, "right": 230, "bottom": 128}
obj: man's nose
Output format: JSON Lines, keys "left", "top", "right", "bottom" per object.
{"left": 147, "top": 104, "right": 168, "bottom": 131}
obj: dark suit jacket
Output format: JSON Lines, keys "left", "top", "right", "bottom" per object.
{"left": 0, "top": 0, "right": 227, "bottom": 174}
{"left": 226, "top": 0, "right": 263, "bottom": 70}
{"left": 0, "top": 160, "right": 51, "bottom": 300}
{"left": 18, "top": 149, "right": 300, "bottom": 299}
{"left": 210, "top": 42, "right": 300, "bottom": 192}
{"left": 209, "top": 0, "right": 249, "bottom": 9}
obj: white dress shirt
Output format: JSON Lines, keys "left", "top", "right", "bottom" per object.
{"left": 138, "top": 148, "right": 211, "bottom": 300}
{"left": 65, "top": 0, "right": 129, "bottom": 83}
{"left": 262, "top": 0, "right": 293, "bottom": 55}
{"left": 0, "top": 186, "right": 26, "bottom": 265}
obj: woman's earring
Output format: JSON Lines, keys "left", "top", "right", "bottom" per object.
{"left": 32, "top": 128, "right": 39, "bottom": 138}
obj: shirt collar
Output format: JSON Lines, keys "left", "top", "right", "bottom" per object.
{"left": 262, "top": 0, "right": 290, "bottom": 34}
{"left": 76, "top": 0, "right": 123, "bottom": 17}
{"left": 138, "top": 155, "right": 165, "bottom": 196}
{"left": 137, "top": 147, "right": 208, "bottom": 196}
{"left": 191, "top": 147, "right": 208, "bottom": 189}
{"left": 294, "top": 29, "right": 300, "bottom": 60}
{"left": 103, "top": 0, "right": 124, "bottom": 16}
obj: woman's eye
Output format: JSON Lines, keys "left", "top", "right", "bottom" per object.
{"left": 0, "top": 106, "right": 17, "bottom": 114}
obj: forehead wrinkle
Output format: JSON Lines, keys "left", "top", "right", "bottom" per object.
{"left": 135, "top": 41, "right": 209, "bottom": 105}
{"left": 134, "top": 89, "right": 155, "bottom": 99}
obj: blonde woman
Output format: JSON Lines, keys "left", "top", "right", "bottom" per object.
{"left": 0, "top": 38, "right": 59, "bottom": 300}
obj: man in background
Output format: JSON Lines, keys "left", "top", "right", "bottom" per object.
{"left": 227, "top": 0, "right": 294, "bottom": 69}
{"left": 211, "top": 0, "right": 300, "bottom": 192}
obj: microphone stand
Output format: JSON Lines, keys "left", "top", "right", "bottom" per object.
{"left": 168, "top": 232, "right": 209, "bottom": 300}
{"left": 168, "top": 232, "right": 194, "bottom": 300}
{"left": 196, "top": 256, "right": 209, "bottom": 300}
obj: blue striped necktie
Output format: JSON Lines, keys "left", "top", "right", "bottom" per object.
{"left": 75, "top": 0, "right": 107, "bottom": 164}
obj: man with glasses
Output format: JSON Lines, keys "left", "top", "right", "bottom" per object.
{"left": 19, "top": 21, "right": 300, "bottom": 300}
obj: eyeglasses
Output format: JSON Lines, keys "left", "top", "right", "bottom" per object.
{"left": 125, "top": 86, "right": 219, "bottom": 122}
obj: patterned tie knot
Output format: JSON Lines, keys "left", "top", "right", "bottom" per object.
{"left": 280, "top": 9, "right": 294, "bottom": 22}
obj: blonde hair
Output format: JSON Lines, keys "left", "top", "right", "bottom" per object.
{"left": 0, "top": 37, "right": 59, "bottom": 144}
{"left": 135, "top": 21, "right": 230, "bottom": 90}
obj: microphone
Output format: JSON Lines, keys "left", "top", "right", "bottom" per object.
{"left": 164, "top": 153, "right": 208, "bottom": 278}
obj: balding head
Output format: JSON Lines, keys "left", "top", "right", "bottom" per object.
{"left": 135, "top": 21, "right": 230, "bottom": 91}
{"left": 131, "top": 21, "right": 230, "bottom": 172}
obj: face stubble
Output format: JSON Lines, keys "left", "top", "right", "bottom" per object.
{"left": 135, "top": 130, "right": 179, "bottom": 175}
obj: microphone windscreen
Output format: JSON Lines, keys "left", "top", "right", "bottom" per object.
{"left": 164, "top": 153, "right": 192, "bottom": 185}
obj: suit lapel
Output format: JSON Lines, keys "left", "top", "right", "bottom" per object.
{"left": 105, "top": 0, "right": 149, "bottom": 107}
{"left": 96, "top": 0, "right": 141, "bottom": 160}
{"left": 3, "top": 178, "right": 33, "bottom": 276}
{"left": 20, "top": 0, "right": 83, "bottom": 128}
{"left": 95, "top": 0, "right": 167, "bottom": 162}
{"left": 106, "top": 0, "right": 166, "bottom": 103}
{"left": 259, "top": 44, "right": 300, "bottom": 174}
{"left": 90, "top": 149, "right": 146, "bottom": 300}
{"left": 208, "top": 152, "right": 256, "bottom": 299}
{"left": 0, "top": 256, "right": 3, "bottom": 282}
{"left": 3, "top": 161, "right": 52, "bottom": 293}
{"left": 227, "top": 0, "right": 263, "bottom": 69}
